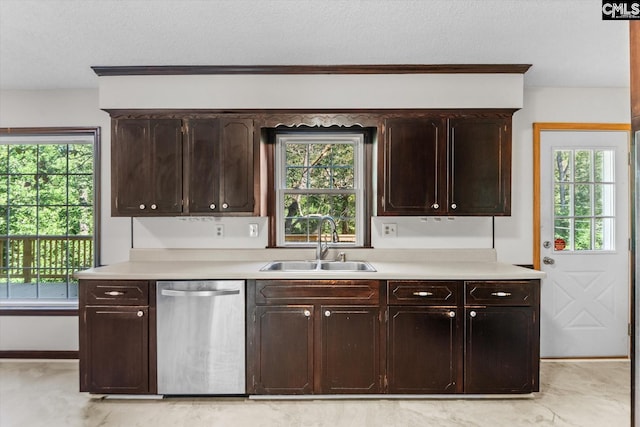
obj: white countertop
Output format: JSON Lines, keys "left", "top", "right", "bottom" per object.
{"left": 75, "top": 248, "right": 545, "bottom": 281}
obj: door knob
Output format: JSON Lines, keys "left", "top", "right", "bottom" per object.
{"left": 543, "top": 256, "right": 555, "bottom": 265}
{"left": 543, "top": 241, "right": 551, "bottom": 249}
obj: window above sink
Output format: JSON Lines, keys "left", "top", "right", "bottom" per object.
{"left": 274, "top": 131, "right": 368, "bottom": 248}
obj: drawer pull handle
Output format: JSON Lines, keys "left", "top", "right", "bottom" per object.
{"left": 491, "top": 291, "right": 512, "bottom": 297}
{"left": 413, "top": 291, "right": 434, "bottom": 297}
{"left": 105, "top": 291, "right": 125, "bottom": 296}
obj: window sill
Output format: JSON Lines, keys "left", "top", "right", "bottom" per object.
{"left": 0, "top": 301, "right": 78, "bottom": 316}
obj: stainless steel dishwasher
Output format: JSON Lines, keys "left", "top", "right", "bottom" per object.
{"left": 156, "top": 280, "right": 245, "bottom": 395}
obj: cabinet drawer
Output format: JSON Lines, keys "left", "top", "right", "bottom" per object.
{"left": 81, "top": 280, "right": 149, "bottom": 306}
{"left": 465, "top": 281, "right": 536, "bottom": 306}
{"left": 387, "top": 281, "right": 461, "bottom": 306}
{"left": 255, "top": 280, "right": 380, "bottom": 305}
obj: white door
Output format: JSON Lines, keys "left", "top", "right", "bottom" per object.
{"left": 540, "top": 129, "right": 630, "bottom": 358}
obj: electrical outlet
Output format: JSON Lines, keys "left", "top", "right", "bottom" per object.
{"left": 214, "top": 224, "right": 224, "bottom": 238}
{"left": 249, "top": 223, "right": 259, "bottom": 237}
{"left": 382, "top": 223, "right": 397, "bottom": 237}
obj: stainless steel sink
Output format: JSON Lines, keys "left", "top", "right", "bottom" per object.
{"left": 260, "top": 261, "right": 318, "bottom": 271}
{"left": 318, "top": 261, "right": 376, "bottom": 271}
{"left": 260, "top": 260, "right": 375, "bottom": 272}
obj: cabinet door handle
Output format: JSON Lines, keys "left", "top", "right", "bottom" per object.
{"left": 303, "top": 310, "right": 311, "bottom": 317}
{"left": 209, "top": 203, "right": 216, "bottom": 210}
{"left": 448, "top": 311, "right": 456, "bottom": 318}
{"left": 324, "top": 310, "right": 331, "bottom": 317}
{"left": 137, "top": 310, "right": 144, "bottom": 317}
{"left": 451, "top": 203, "right": 457, "bottom": 210}
{"left": 413, "top": 291, "right": 434, "bottom": 297}
{"left": 104, "top": 291, "right": 125, "bottom": 296}
{"left": 222, "top": 203, "right": 229, "bottom": 209}
{"left": 470, "top": 311, "right": 477, "bottom": 318}
{"left": 491, "top": 291, "right": 512, "bottom": 297}
{"left": 431, "top": 203, "right": 439, "bottom": 209}
{"left": 139, "top": 204, "right": 146, "bottom": 210}
{"left": 150, "top": 204, "right": 157, "bottom": 210}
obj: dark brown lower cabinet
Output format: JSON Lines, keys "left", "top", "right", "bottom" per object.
{"left": 320, "top": 305, "right": 380, "bottom": 394}
{"left": 464, "top": 280, "right": 540, "bottom": 394}
{"left": 79, "top": 280, "right": 153, "bottom": 394}
{"left": 252, "top": 305, "right": 314, "bottom": 394}
{"left": 387, "top": 307, "right": 461, "bottom": 393}
{"left": 82, "top": 306, "right": 149, "bottom": 393}
{"left": 386, "top": 279, "right": 539, "bottom": 395}
{"left": 247, "top": 280, "right": 383, "bottom": 395}
{"left": 464, "top": 306, "right": 536, "bottom": 393}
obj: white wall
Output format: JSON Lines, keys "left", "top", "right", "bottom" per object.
{"left": 0, "top": 85, "right": 630, "bottom": 351}
{"left": 0, "top": 89, "right": 131, "bottom": 266}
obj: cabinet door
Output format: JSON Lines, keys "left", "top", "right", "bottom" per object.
{"left": 320, "top": 305, "right": 381, "bottom": 394}
{"left": 388, "top": 307, "right": 461, "bottom": 393}
{"left": 379, "top": 118, "right": 445, "bottom": 215}
{"left": 149, "top": 119, "right": 183, "bottom": 214}
{"left": 448, "top": 118, "right": 511, "bottom": 215}
{"left": 80, "top": 306, "right": 149, "bottom": 394}
{"left": 250, "top": 305, "right": 314, "bottom": 394}
{"left": 186, "top": 119, "right": 220, "bottom": 213}
{"left": 464, "top": 306, "right": 535, "bottom": 393}
{"left": 111, "top": 119, "right": 182, "bottom": 216}
{"left": 112, "top": 119, "right": 151, "bottom": 215}
{"left": 218, "top": 119, "right": 255, "bottom": 213}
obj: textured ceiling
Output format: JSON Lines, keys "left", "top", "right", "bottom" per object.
{"left": 0, "top": 0, "right": 632, "bottom": 90}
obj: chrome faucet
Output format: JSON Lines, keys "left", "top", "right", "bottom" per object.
{"left": 313, "top": 215, "right": 338, "bottom": 261}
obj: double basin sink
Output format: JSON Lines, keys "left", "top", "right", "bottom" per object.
{"left": 261, "top": 260, "right": 376, "bottom": 272}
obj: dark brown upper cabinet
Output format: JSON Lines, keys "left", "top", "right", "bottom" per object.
{"left": 378, "top": 113, "right": 512, "bottom": 216}
{"left": 111, "top": 116, "right": 257, "bottom": 216}
{"left": 185, "top": 118, "right": 255, "bottom": 214}
{"left": 112, "top": 119, "right": 183, "bottom": 216}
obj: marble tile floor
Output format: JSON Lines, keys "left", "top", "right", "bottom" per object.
{"left": 0, "top": 359, "right": 630, "bottom": 427}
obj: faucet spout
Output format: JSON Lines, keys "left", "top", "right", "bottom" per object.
{"left": 314, "top": 215, "right": 338, "bottom": 261}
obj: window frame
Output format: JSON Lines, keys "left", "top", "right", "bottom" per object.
{"left": 268, "top": 128, "right": 373, "bottom": 248}
{"left": 0, "top": 127, "right": 100, "bottom": 311}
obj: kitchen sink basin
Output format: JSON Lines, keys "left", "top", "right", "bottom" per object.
{"left": 260, "top": 260, "right": 376, "bottom": 272}
{"left": 260, "top": 261, "right": 318, "bottom": 271}
{"left": 318, "top": 261, "right": 376, "bottom": 271}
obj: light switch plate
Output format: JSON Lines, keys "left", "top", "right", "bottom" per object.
{"left": 249, "top": 223, "right": 259, "bottom": 237}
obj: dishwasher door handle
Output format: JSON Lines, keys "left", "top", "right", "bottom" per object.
{"left": 160, "top": 289, "right": 240, "bottom": 297}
